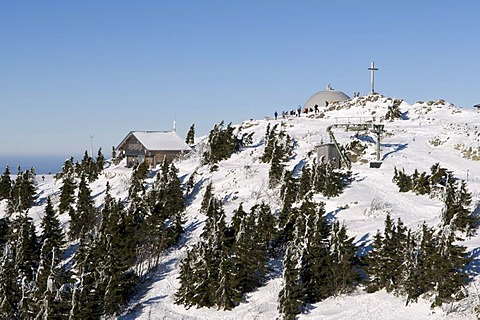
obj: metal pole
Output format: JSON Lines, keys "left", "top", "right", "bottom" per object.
{"left": 373, "top": 124, "right": 383, "bottom": 161}
{"left": 376, "top": 130, "right": 381, "bottom": 161}
{"left": 89, "top": 134, "right": 94, "bottom": 158}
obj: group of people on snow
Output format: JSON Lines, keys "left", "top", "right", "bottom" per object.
{"left": 273, "top": 102, "right": 325, "bottom": 120}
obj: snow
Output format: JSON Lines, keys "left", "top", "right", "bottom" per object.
{"left": 124, "top": 131, "right": 192, "bottom": 151}
{"left": 3, "top": 94, "right": 480, "bottom": 319}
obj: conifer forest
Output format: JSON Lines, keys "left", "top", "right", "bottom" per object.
{"left": 1, "top": 96, "right": 480, "bottom": 319}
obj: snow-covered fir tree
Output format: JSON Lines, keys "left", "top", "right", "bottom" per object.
{"left": 0, "top": 165, "right": 12, "bottom": 201}
{"left": 185, "top": 123, "right": 195, "bottom": 145}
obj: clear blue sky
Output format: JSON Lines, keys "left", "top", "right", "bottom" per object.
{"left": 1, "top": 1, "right": 479, "bottom": 158}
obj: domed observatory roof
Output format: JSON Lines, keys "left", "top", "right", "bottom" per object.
{"left": 304, "top": 84, "right": 350, "bottom": 109}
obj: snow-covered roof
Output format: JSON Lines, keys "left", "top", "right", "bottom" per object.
{"left": 118, "top": 131, "right": 191, "bottom": 151}
{"left": 304, "top": 84, "right": 351, "bottom": 109}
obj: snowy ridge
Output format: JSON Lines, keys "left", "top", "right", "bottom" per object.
{"left": 3, "top": 95, "right": 480, "bottom": 319}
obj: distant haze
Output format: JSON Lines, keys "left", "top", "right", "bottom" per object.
{"left": 0, "top": 155, "right": 82, "bottom": 175}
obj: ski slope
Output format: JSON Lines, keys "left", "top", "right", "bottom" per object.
{"left": 2, "top": 94, "right": 480, "bottom": 319}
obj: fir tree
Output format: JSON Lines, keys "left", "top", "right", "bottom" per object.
{"left": 278, "top": 171, "right": 298, "bottom": 240}
{"left": 300, "top": 202, "right": 332, "bottom": 302}
{"left": 232, "top": 208, "right": 257, "bottom": 293}
{"left": 163, "top": 163, "right": 185, "bottom": 242}
{"left": 185, "top": 123, "right": 195, "bottom": 145}
{"left": 111, "top": 146, "right": 120, "bottom": 165}
{"left": 69, "top": 175, "right": 96, "bottom": 240}
{"left": 0, "top": 245, "right": 21, "bottom": 319}
{"left": 256, "top": 202, "right": 277, "bottom": 256}
{"left": 278, "top": 244, "right": 304, "bottom": 320}
{"left": 8, "top": 168, "right": 37, "bottom": 214}
{"left": 185, "top": 171, "right": 196, "bottom": 197}
{"left": 35, "top": 197, "right": 65, "bottom": 291}
{"left": 262, "top": 124, "right": 294, "bottom": 166}
{"left": 203, "top": 121, "right": 252, "bottom": 165}
{"left": 261, "top": 123, "right": 277, "bottom": 163}
{"left": 96, "top": 148, "right": 105, "bottom": 173}
{"left": 231, "top": 203, "right": 247, "bottom": 236}
{"left": 12, "top": 214, "right": 39, "bottom": 282}
{"left": 69, "top": 233, "right": 104, "bottom": 320}
{"left": 441, "top": 173, "right": 457, "bottom": 226}
{"left": 414, "top": 171, "right": 430, "bottom": 195}
{"left": 429, "top": 163, "right": 448, "bottom": 187}
{"left": 80, "top": 151, "right": 91, "bottom": 179}
{"left": 126, "top": 182, "right": 148, "bottom": 269}
{"left": 11, "top": 213, "right": 40, "bottom": 320}
{"left": 54, "top": 157, "right": 74, "bottom": 180}
{"left": 58, "top": 168, "right": 76, "bottom": 213}
{"left": 366, "top": 215, "right": 409, "bottom": 293}
{"left": 323, "top": 162, "right": 350, "bottom": 198}
{"left": 282, "top": 134, "right": 294, "bottom": 161}
{"left": 185, "top": 242, "right": 217, "bottom": 308}
{"left": 215, "top": 250, "right": 242, "bottom": 310}
{"left": 0, "top": 165, "right": 12, "bottom": 201}
{"left": 457, "top": 180, "right": 478, "bottom": 235}
{"left": 392, "top": 167, "right": 413, "bottom": 193}
{"left": 78, "top": 150, "right": 100, "bottom": 183}
{"left": 313, "top": 161, "right": 350, "bottom": 198}
{"left": 175, "top": 249, "right": 196, "bottom": 309}
{"left": 380, "top": 214, "right": 403, "bottom": 292}
{"left": 431, "top": 228, "right": 470, "bottom": 307}
{"left": 35, "top": 246, "right": 70, "bottom": 319}
{"left": 144, "top": 201, "right": 170, "bottom": 269}
{"left": 313, "top": 161, "right": 327, "bottom": 193}
{"left": 232, "top": 204, "right": 271, "bottom": 294}
{"left": 296, "top": 164, "right": 312, "bottom": 201}
{"left": 200, "top": 181, "right": 214, "bottom": 214}
{"left": 176, "top": 197, "right": 227, "bottom": 309}
{"left": 279, "top": 207, "right": 310, "bottom": 319}
{"left": 38, "top": 197, "right": 65, "bottom": 267}
{"left": 366, "top": 229, "right": 384, "bottom": 293}
{"left": 18, "top": 276, "right": 36, "bottom": 319}
{"left": 201, "top": 197, "right": 226, "bottom": 247}
{"left": 404, "top": 222, "right": 435, "bottom": 303}
{"left": 392, "top": 218, "right": 409, "bottom": 286}
{"left": 203, "top": 121, "right": 235, "bottom": 164}
{"left": 330, "top": 221, "right": 360, "bottom": 295}
{"left": 143, "top": 162, "right": 185, "bottom": 269}
{"left": 63, "top": 157, "right": 75, "bottom": 177}
{"left": 268, "top": 144, "right": 284, "bottom": 188}
{"left": 128, "top": 161, "right": 147, "bottom": 200}
{"left": 385, "top": 103, "right": 402, "bottom": 121}
{"left": 0, "top": 217, "right": 9, "bottom": 246}
{"left": 102, "top": 199, "right": 137, "bottom": 316}
{"left": 442, "top": 178, "right": 477, "bottom": 234}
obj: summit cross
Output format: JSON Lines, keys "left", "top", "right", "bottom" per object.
{"left": 368, "top": 61, "right": 378, "bottom": 94}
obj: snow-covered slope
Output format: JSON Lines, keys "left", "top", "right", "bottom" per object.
{"left": 3, "top": 94, "right": 480, "bottom": 319}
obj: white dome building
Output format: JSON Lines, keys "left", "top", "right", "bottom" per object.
{"left": 304, "top": 84, "right": 350, "bottom": 110}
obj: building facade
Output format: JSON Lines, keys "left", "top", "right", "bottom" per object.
{"left": 117, "top": 131, "right": 191, "bottom": 167}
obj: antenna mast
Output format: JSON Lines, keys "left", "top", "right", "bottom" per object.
{"left": 89, "top": 134, "right": 94, "bottom": 158}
